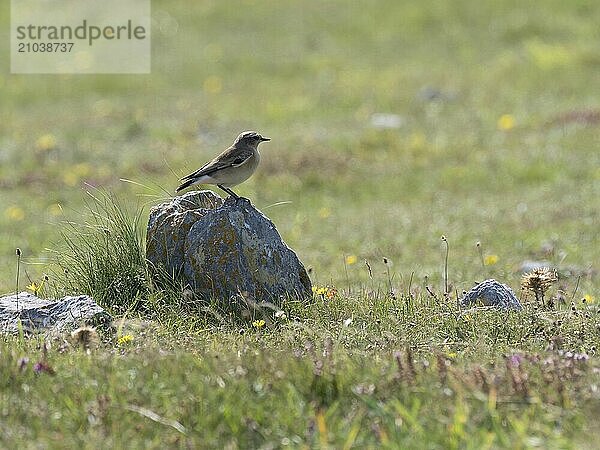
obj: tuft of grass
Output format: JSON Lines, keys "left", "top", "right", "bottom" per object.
{"left": 53, "top": 189, "right": 149, "bottom": 315}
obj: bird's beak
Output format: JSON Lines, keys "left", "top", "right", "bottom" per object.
{"left": 260, "top": 136, "right": 271, "bottom": 141}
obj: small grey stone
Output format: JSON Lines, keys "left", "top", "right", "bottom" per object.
{"left": 370, "top": 113, "right": 405, "bottom": 129}
{"left": 460, "top": 279, "right": 522, "bottom": 310}
{"left": 0, "top": 292, "right": 111, "bottom": 335}
{"left": 417, "top": 86, "right": 457, "bottom": 102}
{"left": 146, "top": 191, "right": 312, "bottom": 303}
{"left": 418, "top": 86, "right": 444, "bottom": 102}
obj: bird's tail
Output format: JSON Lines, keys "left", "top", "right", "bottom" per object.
{"left": 176, "top": 178, "right": 196, "bottom": 193}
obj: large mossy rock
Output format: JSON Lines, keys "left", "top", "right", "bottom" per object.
{"left": 146, "top": 191, "right": 311, "bottom": 302}
{"left": 0, "top": 292, "right": 111, "bottom": 334}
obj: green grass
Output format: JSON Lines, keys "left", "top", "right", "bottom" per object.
{"left": 2, "top": 295, "right": 600, "bottom": 448}
{"left": 1, "top": 0, "right": 599, "bottom": 447}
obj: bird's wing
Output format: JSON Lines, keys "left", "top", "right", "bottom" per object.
{"left": 180, "top": 146, "right": 252, "bottom": 180}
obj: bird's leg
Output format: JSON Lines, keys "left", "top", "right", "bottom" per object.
{"left": 217, "top": 185, "right": 240, "bottom": 200}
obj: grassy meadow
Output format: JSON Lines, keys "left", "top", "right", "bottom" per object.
{"left": 1, "top": 0, "right": 600, "bottom": 447}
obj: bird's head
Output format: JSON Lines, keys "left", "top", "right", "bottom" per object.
{"left": 234, "top": 131, "right": 270, "bottom": 148}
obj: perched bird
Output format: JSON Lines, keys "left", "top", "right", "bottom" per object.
{"left": 176, "top": 131, "right": 270, "bottom": 199}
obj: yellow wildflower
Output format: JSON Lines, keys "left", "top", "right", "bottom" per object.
{"left": 47, "top": 203, "right": 63, "bottom": 216}
{"left": 312, "top": 286, "right": 326, "bottom": 295}
{"left": 63, "top": 171, "right": 79, "bottom": 187}
{"left": 409, "top": 132, "right": 426, "bottom": 149}
{"left": 252, "top": 319, "right": 265, "bottom": 329}
{"left": 497, "top": 114, "right": 515, "bottom": 131}
{"left": 312, "top": 286, "right": 337, "bottom": 299}
{"left": 582, "top": 294, "right": 595, "bottom": 304}
{"left": 35, "top": 134, "right": 57, "bottom": 151}
{"left": 526, "top": 40, "right": 572, "bottom": 69}
{"left": 203, "top": 76, "right": 222, "bottom": 94}
{"left": 27, "top": 281, "right": 44, "bottom": 296}
{"left": 117, "top": 334, "right": 134, "bottom": 345}
{"left": 73, "top": 162, "right": 91, "bottom": 177}
{"left": 318, "top": 207, "right": 331, "bottom": 219}
{"left": 63, "top": 163, "right": 92, "bottom": 186}
{"left": 5, "top": 206, "right": 25, "bottom": 221}
{"left": 484, "top": 255, "right": 499, "bottom": 266}
{"left": 345, "top": 255, "right": 357, "bottom": 265}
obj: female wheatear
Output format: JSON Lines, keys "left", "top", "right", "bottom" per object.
{"left": 177, "top": 131, "right": 270, "bottom": 199}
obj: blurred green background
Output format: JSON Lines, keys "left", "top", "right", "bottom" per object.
{"left": 0, "top": 0, "right": 598, "bottom": 295}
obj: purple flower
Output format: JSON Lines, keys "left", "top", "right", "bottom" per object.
{"left": 33, "top": 361, "right": 55, "bottom": 375}
{"left": 508, "top": 353, "right": 523, "bottom": 367}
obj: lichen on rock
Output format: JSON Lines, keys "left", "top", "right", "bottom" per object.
{"left": 146, "top": 191, "right": 311, "bottom": 303}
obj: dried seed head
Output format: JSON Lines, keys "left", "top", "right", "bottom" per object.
{"left": 521, "top": 267, "right": 557, "bottom": 297}
{"left": 70, "top": 326, "right": 99, "bottom": 350}
{"left": 16, "top": 248, "right": 21, "bottom": 256}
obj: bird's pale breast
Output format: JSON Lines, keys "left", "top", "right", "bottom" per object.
{"left": 214, "top": 149, "right": 260, "bottom": 187}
